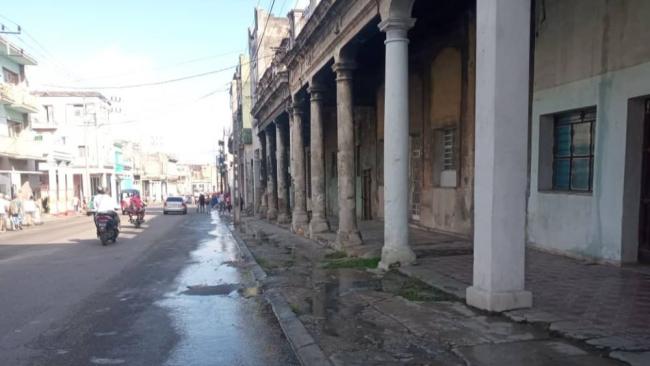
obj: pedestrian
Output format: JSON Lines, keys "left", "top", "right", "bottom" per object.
{"left": 23, "top": 196, "right": 37, "bottom": 226}
{"left": 9, "top": 194, "right": 23, "bottom": 231}
{"left": 198, "top": 193, "right": 205, "bottom": 213}
{"left": 73, "top": 196, "right": 80, "bottom": 213}
{"left": 0, "top": 194, "right": 9, "bottom": 232}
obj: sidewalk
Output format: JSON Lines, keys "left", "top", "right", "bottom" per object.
{"left": 233, "top": 216, "right": 637, "bottom": 365}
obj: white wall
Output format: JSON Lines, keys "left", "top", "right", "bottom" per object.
{"left": 529, "top": 61, "right": 650, "bottom": 263}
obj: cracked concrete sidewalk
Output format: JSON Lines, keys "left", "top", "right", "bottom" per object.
{"left": 232, "top": 216, "right": 630, "bottom": 366}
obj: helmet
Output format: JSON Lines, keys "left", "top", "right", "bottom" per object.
{"left": 96, "top": 186, "right": 105, "bottom": 194}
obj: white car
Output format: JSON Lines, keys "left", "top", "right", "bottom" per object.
{"left": 163, "top": 196, "right": 187, "bottom": 215}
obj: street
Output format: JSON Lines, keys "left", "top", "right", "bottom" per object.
{"left": 0, "top": 207, "right": 297, "bottom": 366}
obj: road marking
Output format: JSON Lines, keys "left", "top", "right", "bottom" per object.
{"left": 90, "top": 357, "right": 126, "bottom": 364}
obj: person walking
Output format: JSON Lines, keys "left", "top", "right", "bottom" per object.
{"left": 198, "top": 193, "right": 206, "bottom": 213}
{"left": 0, "top": 194, "right": 9, "bottom": 232}
{"left": 23, "top": 196, "right": 37, "bottom": 226}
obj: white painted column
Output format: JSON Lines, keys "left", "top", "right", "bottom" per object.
{"left": 57, "top": 165, "right": 65, "bottom": 213}
{"left": 466, "top": 0, "right": 533, "bottom": 312}
{"left": 110, "top": 174, "right": 117, "bottom": 205}
{"left": 65, "top": 165, "right": 73, "bottom": 212}
{"left": 82, "top": 171, "right": 91, "bottom": 204}
{"left": 378, "top": 11, "right": 417, "bottom": 270}
{"left": 48, "top": 165, "right": 58, "bottom": 214}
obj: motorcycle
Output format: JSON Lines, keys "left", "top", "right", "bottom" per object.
{"left": 128, "top": 208, "right": 145, "bottom": 228}
{"left": 95, "top": 212, "right": 119, "bottom": 246}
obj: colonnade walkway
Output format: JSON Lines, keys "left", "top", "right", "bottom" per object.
{"left": 260, "top": 216, "right": 650, "bottom": 362}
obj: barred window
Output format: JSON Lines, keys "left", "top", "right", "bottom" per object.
{"left": 442, "top": 128, "right": 456, "bottom": 171}
{"left": 552, "top": 108, "right": 596, "bottom": 192}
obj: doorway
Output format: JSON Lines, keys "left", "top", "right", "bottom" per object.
{"left": 639, "top": 99, "right": 650, "bottom": 262}
{"left": 362, "top": 169, "right": 372, "bottom": 220}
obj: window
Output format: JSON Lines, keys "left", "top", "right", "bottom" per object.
{"left": 433, "top": 127, "right": 458, "bottom": 188}
{"left": 3, "top": 68, "right": 19, "bottom": 84}
{"left": 552, "top": 108, "right": 596, "bottom": 192}
{"left": 7, "top": 120, "right": 23, "bottom": 137}
{"left": 78, "top": 145, "right": 87, "bottom": 157}
{"left": 442, "top": 128, "right": 456, "bottom": 171}
{"left": 44, "top": 105, "right": 54, "bottom": 123}
{"left": 73, "top": 104, "right": 84, "bottom": 117}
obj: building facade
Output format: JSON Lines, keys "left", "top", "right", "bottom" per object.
{"left": 232, "top": 0, "right": 650, "bottom": 312}
{"left": 0, "top": 37, "right": 42, "bottom": 201}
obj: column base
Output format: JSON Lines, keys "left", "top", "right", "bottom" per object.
{"left": 292, "top": 212, "right": 309, "bottom": 236}
{"left": 335, "top": 229, "right": 362, "bottom": 250}
{"left": 378, "top": 245, "right": 416, "bottom": 270}
{"left": 266, "top": 207, "right": 278, "bottom": 221}
{"left": 277, "top": 212, "right": 291, "bottom": 224}
{"left": 309, "top": 217, "right": 329, "bottom": 238}
{"left": 466, "top": 286, "right": 532, "bottom": 312}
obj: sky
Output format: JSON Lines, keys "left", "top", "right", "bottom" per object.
{"left": 1, "top": 0, "right": 308, "bottom": 163}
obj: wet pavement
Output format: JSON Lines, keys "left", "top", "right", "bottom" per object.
{"left": 1, "top": 208, "right": 296, "bottom": 365}
{"left": 237, "top": 216, "right": 628, "bottom": 366}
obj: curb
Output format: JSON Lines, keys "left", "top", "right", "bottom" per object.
{"left": 229, "top": 223, "right": 333, "bottom": 366}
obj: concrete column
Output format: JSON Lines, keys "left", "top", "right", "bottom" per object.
{"left": 466, "top": 0, "right": 532, "bottom": 312}
{"left": 48, "top": 165, "right": 58, "bottom": 214}
{"left": 257, "top": 131, "right": 268, "bottom": 218}
{"left": 110, "top": 174, "right": 117, "bottom": 205}
{"left": 276, "top": 121, "right": 290, "bottom": 224}
{"left": 378, "top": 7, "right": 417, "bottom": 270}
{"left": 308, "top": 83, "right": 329, "bottom": 236}
{"left": 57, "top": 165, "right": 65, "bottom": 213}
{"left": 82, "top": 171, "right": 91, "bottom": 203}
{"left": 291, "top": 99, "right": 309, "bottom": 235}
{"left": 333, "top": 60, "right": 362, "bottom": 248}
{"left": 65, "top": 165, "right": 73, "bottom": 212}
{"left": 265, "top": 126, "right": 278, "bottom": 220}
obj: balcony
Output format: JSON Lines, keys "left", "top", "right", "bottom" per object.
{"left": 0, "top": 83, "right": 39, "bottom": 113}
{"left": 0, "top": 134, "right": 47, "bottom": 160}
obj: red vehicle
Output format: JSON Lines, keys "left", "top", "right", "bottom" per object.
{"left": 120, "top": 189, "right": 141, "bottom": 215}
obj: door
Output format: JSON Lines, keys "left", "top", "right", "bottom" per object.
{"left": 362, "top": 169, "right": 372, "bottom": 220}
{"left": 639, "top": 99, "right": 650, "bottom": 262}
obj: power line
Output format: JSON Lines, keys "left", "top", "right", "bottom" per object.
{"left": 43, "top": 54, "right": 274, "bottom": 90}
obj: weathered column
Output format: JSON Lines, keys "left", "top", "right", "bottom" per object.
{"left": 378, "top": 2, "right": 417, "bottom": 269}
{"left": 266, "top": 125, "right": 278, "bottom": 220}
{"left": 276, "top": 121, "right": 290, "bottom": 224}
{"left": 291, "top": 99, "right": 309, "bottom": 235}
{"left": 256, "top": 131, "right": 268, "bottom": 218}
{"left": 466, "top": 0, "right": 532, "bottom": 312}
{"left": 308, "top": 82, "right": 329, "bottom": 236}
{"left": 110, "top": 173, "right": 117, "bottom": 205}
{"left": 333, "top": 59, "right": 362, "bottom": 248}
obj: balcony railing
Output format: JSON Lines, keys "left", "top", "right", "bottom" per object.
{"left": 0, "top": 82, "right": 39, "bottom": 113}
{"left": 0, "top": 134, "right": 47, "bottom": 160}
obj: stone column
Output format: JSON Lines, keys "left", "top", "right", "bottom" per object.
{"left": 378, "top": 8, "right": 417, "bottom": 270}
{"left": 48, "top": 164, "right": 58, "bottom": 214}
{"left": 265, "top": 126, "right": 278, "bottom": 220}
{"left": 308, "top": 82, "right": 329, "bottom": 236}
{"left": 254, "top": 145, "right": 266, "bottom": 218}
{"left": 333, "top": 60, "right": 362, "bottom": 248}
{"left": 291, "top": 99, "right": 309, "bottom": 235}
{"left": 110, "top": 174, "right": 117, "bottom": 205}
{"left": 276, "top": 121, "right": 290, "bottom": 224}
{"left": 466, "top": 0, "right": 532, "bottom": 312}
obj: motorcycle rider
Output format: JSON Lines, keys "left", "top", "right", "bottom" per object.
{"left": 93, "top": 187, "right": 120, "bottom": 232}
{"left": 128, "top": 193, "right": 145, "bottom": 220}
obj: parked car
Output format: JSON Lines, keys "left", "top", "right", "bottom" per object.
{"left": 163, "top": 196, "right": 187, "bottom": 215}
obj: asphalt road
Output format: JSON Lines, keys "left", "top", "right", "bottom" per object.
{"left": 0, "top": 207, "right": 297, "bottom": 366}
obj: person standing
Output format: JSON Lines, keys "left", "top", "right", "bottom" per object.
{"left": 9, "top": 195, "right": 23, "bottom": 231}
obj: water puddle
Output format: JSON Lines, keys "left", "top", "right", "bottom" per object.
{"left": 182, "top": 284, "right": 241, "bottom": 296}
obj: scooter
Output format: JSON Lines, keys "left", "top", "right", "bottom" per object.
{"left": 95, "top": 213, "right": 119, "bottom": 246}
{"left": 128, "top": 208, "right": 145, "bottom": 228}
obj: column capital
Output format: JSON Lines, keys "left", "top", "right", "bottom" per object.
{"left": 332, "top": 61, "right": 356, "bottom": 81}
{"left": 308, "top": 83, "right": 326, "bottom": 102}
{"left": 378, "top": 17, "right": 416, "bottom": 34}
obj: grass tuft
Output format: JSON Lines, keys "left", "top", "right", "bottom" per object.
{"left": 322, "top": 257, "right": 381, "bottom": 269}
